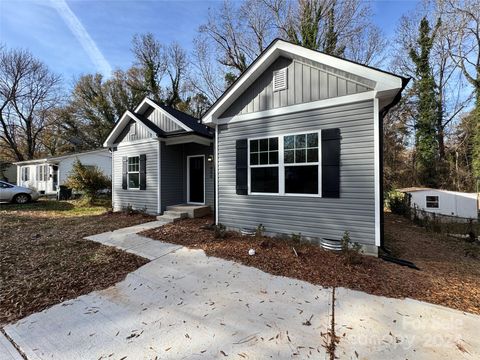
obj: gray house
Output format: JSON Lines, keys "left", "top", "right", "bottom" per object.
{"left": 105, "top": 39, "right": 407, "bottom": 255}
{"left": 103, "top": 97, "right": 214, "bottom": 214}
{"left": 203, "top": 39, "right": 408, "bottom": 255}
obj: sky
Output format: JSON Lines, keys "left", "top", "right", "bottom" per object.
{"left": 0, "top": 0, "right": 419, "bottom": 86}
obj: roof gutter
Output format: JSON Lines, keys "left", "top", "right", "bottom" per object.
{"left": 378, "top": 77, "right": 411, "bottom": 252}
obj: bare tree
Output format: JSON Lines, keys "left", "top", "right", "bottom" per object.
{"left": 189, "top": 36, "right": 227, "bottom": 103}
{"left": 442, "top": 0, "right": 480, "bottom": 103}
{"left": 0, "top": 47, "right": 62, "bottom": 161}
{"left": 131, "top": 33, "right": 167, "bottom": 102}
{"left": 165, "top": 42, "right": 188, "bottom": 108}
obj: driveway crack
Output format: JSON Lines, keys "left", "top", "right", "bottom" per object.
{"left": 1, "top": 327, "right": 28, "bottom": 360}
{"left": 325, "top": 287, "right": 339, "bottom": 360}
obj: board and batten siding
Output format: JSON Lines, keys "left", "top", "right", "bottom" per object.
{"left": 220, "top": 56, "right": 373, "bottom": 118}
{"left": 147, "top": 108, "right": 183, "bottom": 132}
{"left": 112, "top": 140, "right": 159, "bottom": 214}
{"left": 217, "top": 100, "right": 376, "bottom": 247}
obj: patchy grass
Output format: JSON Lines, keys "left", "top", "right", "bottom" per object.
{"left": 0, "top": 199, "right": 154, "bottom": 325}
{"left": 142, "top": 213, "right": 480, "bottom": 315}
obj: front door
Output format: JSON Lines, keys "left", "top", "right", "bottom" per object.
{"left": 187, "top": 155, "right": 204, "bottom": 204}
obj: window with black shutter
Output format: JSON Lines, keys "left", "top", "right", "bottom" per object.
{"left": 236, "top": 129, "right": 340, "bottom": 197}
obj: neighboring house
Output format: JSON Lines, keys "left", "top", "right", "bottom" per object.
{"left": 203, "top": 39, "right": 408, "bottom": 255}
{"left": 0, "top": 163, "right": 17, "bottom": 184}
{"left": 14, "top": 149, "right": 112, "bottom": 195}
{"left": 103, "top": 97, "right": 214, "bottom": 214}
{"left": 105, "top": 39, "right": 408, "bottom": 255}
{"left": 399, "top": 187, "right": 479, "bottom": 220}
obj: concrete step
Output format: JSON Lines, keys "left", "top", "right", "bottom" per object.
{"left": 163, "top": 211, "right": 188, "bottom": 219}
{"left": 156, "top": 214, "right": 183, "bottom": 223}
{"left": 166, "top": 205, "right": 211, "bottom": 218}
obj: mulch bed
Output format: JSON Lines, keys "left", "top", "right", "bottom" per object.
{"left": 142, "top": 213, "right": 480, "bottom": 315}
{"left": 0, "top": 211, "right": 153, "bottom": 325}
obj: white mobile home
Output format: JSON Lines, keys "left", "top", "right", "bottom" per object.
{"left": 15, "top": 149, "right": 112, "bottom": 195}
{"left": 399, "top": 188, "right": 479, "bottom": 220}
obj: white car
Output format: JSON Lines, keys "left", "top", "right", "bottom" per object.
{"left": 0, "top": 181, "right": 40, "bottom": 204}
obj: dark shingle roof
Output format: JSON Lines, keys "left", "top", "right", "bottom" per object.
{"left": 148, "top": 99, "right": 213, "bottom": 138}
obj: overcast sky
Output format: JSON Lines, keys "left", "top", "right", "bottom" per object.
{"left": 0, "top": 0, "right": 419, "bottom": 85}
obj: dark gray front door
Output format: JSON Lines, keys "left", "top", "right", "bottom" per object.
{"left": 188, "top": 156, "right": 204, "bottom": 204}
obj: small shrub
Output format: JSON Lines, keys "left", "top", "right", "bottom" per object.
{"left": 386, "top": 191, "right": 410, "bottom": 215}
{"left": 291, "top": 233, "right": 302, "bottom": 242}
{"left": 340, "top": 231, "right": 362, "bottom": 265}
{"left": 65, "top": 160, "right": 111, "bottom": 205}
{"left": 214, "top": 223, "right": 227, "bottom": 239}
{"left": 255, "top": 224, "right": 265, "bottom": 238}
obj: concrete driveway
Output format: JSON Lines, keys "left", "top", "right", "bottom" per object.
{"left": 2, "top": 222, "right": 479, "bottom": 360}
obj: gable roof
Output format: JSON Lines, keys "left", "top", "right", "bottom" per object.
{"left": 202, "top": 38, "right": 409, "bottom": 124}
{"left": 103, "top": 97, "right": 213, "bottom": 147}
{"left": 146, "top": 98, "right": 212, "bottom": 137}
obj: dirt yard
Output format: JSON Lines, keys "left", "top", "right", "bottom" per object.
{"left": 0, "top": 199, "right": 153, "bottom": 324}
{"left": 142, "top": 212, "right": 480, "bottom": 315}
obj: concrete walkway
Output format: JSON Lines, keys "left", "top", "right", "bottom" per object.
{"left": 2, "top": 221, "right": 480, "bottom": 359}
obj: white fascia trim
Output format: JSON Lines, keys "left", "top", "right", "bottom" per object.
{"left": 215, "top": 125, "right": 219, "bottom": 225}
{"left": 164, "top": 134, "right": 213, "bottom": 147}
{"left": 203, "top": 39, "right": 403, "bottom": 124}
{"left": 373, "top": 97, "right": 381, "bottom": 247}
{"left": 157, "top": 140, "right": 161, "bottom": 214}
{"left": 142, "top": 98, "right": 192, "bottom": 132}
{"left": 114, "top": 137, "right": 159, "bottom": 148}
{"left": 218, "top": 91, "right": 376, "bottom": 125}
{"left": 103, "top": 110, "right": 158, "bottom": 147}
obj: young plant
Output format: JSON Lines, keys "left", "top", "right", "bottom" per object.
{"left": 291, "top": 233, "right": 302, "bottom": 242}
{"left": 214, "top": 223, "right": 227, "bottom": 239}
{"left": 341, "top": 231, "right": 362, "bottom": 265}
{"left": 255, "top": 224, "right": 266, "bottom": 238}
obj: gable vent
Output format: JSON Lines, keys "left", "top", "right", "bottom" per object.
{"left": 273, "top": 68, "right": 287, "bottom": 92}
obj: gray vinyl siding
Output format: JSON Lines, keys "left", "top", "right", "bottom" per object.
{"left": 160, "top": 142, "right": 215, "bottom": 211}
{"left": 217, "top": 100, "right": 376, "bottom": 246}
{"left": 220, "top": 56, "right": 374, "bottom": 118}
{"left": 160, "top": 142, "right": 184, "bottom": 210}
{"left": 112, "top": 140, "right": 159, "bottom": 214}
{"left": 147, "top": 108, "right": 183, "bottom": 132}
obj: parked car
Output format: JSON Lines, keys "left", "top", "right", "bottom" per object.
{"left": 0, "top": 181, "right": 40, "bottom": 204}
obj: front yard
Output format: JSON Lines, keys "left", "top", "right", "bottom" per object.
{"left": 142, "top": 212, "right": 480, "bottom": 315}
{"left": 0, "top": 199, "right": 153, "bottom": 324}
{"left": 1, "top": 199, "right": 478, "bottom": 327}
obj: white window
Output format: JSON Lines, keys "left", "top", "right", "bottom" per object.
{"left": 284, "top": 133, "right": 320, "bottom": 194}
{"left": 36, "top": 165, "right": 48, "bottom": 181}
{"left": 249, "top": 137, "right": 279, "bottom": 193}
{"left": 426, "top": 195, "right": 439, "bottom": 208}
{"left": 248, "top": 131, "right": 321, "bottom": 196}
{"left": 273, "top": 68, "right": 287, "bottom": 92}
{"left": 21, "top": 167, "right": 29, "bottom": 181}
{"left": 127, "top": 156, "right": 140, "bottom": 189}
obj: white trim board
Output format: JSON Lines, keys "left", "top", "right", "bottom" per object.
{"left": 217, "top": 91, "right": 375, "bottom": 125}
{"left": 373, "top": 97, "right": 381, "bottom": 247}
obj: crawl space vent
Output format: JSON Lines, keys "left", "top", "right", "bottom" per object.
{"left": 273, "top": 68, "right": 287, "bottom": 92}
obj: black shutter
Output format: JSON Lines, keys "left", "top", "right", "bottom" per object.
{"left": 139, "top": 154, "right": 147, "bottom": 190}
{"left": 122, "top": 157, "right": 128, "bottom": 190}
{"left": 322, "top": 128, "right": 341, "bottom": 198}
{"left": 236, "top": 139, "right": 248, "bottom": 195}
